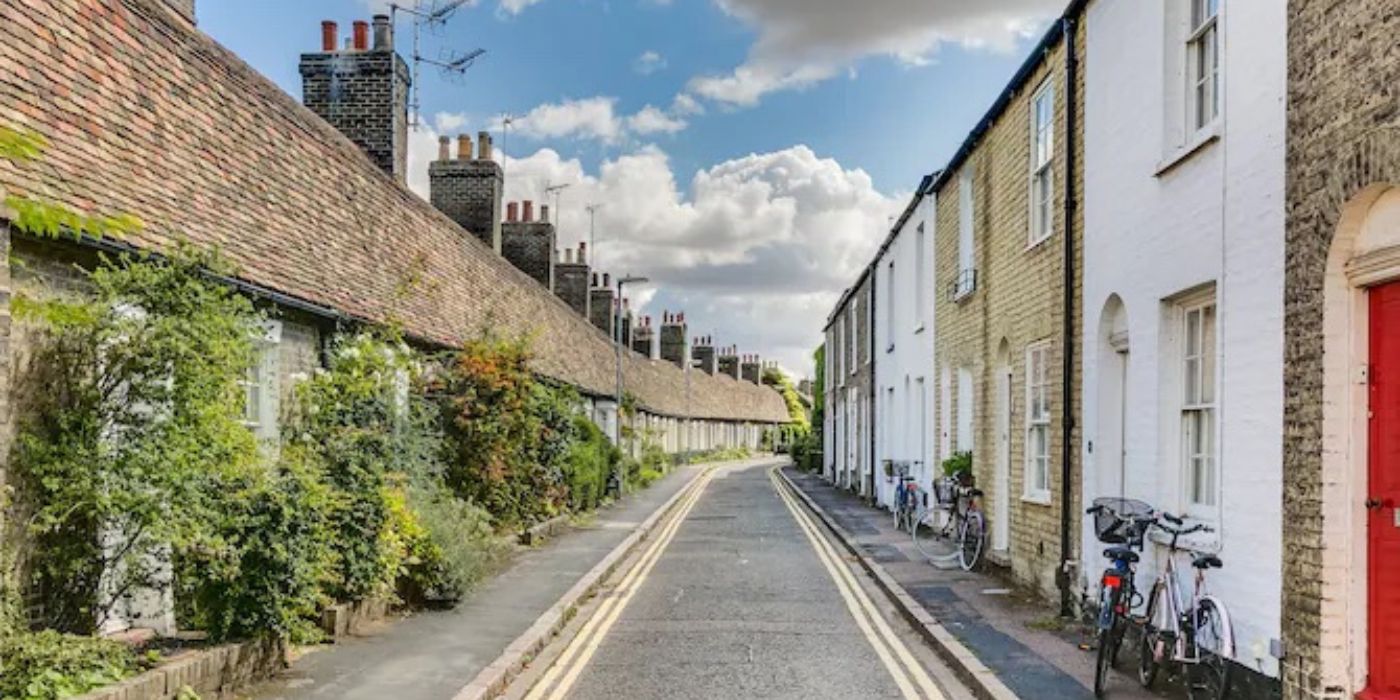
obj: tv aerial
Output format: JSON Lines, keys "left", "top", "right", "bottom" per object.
{"left": 390, "top": 1, "right": 487, "bottom": 129}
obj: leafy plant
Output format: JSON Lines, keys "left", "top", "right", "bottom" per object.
{"left": 0, "top": 630, "right": 144, "bottom": 700}
{"left": 942, "top": 451, "right": 973, "bottom": 482}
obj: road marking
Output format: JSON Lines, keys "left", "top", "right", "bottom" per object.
{"left": 769, "top": 468, "right": 946, "bottom": 700}
{"left": 524, "top": 467, "right": 716, "bottom": 700}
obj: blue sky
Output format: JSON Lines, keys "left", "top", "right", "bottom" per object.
{"left": 199, "top": 0, "right": 1060, "bottom": 375}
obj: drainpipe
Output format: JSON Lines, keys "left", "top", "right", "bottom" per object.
{"left": 869, "top": 274, "right": 878, "bottom": 504}
{"left": 1057, "top": 14, "right": 1079, "bottom": 619}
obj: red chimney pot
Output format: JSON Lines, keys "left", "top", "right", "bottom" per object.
{"left": 506, "top": 202, "right": 519, "bottom": 223}
{"left": 352, "top": 21, "right": 370, "bottom": 51}
{"left": 321, "top": 21, "right": 338, "bottom": 52}
{"left": 522, "top": 200, "right": 534, "bottom": 223}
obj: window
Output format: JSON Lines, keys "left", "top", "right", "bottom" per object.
{"left": 954, "top": 168, "right": 977, "bottom": 299}
{"left": 241, "top": 321, "right": 282, "bottom": 445}
{"left": 848, "top": 302, "right": 857, "bottom": 375}
{"left": 1187, "top": 0, "right": 1219, "bottom": 132}
{"left": 886, "top": 261, "right": 896, "bottom": 351}
{"left": 914, "top": 222, "right": 927, "bottom": 326}
{"left": 1024, "top": 342, "right": 1051, "bottom": 502}
{"left": 1029, "top": 81, "right": 1055, "bottom": 245}
{"left": 956, "top": 367, "right": 974, "bottom": 453}
{"left": 1181, "top": 298, "right": 1217, "bottom": 514}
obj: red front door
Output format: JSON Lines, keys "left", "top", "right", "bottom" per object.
{"left": 1366, "top": 281, "right": 1400, "bottom": 698}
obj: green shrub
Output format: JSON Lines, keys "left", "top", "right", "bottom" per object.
{"left": 562, "top": 415, "right": 617, "bottom": 511}
{"left": 0, "top": 631, "right": 144, "bottom": 700}
{"left": 942, "top": 451, "right": 973, "bottom": 481}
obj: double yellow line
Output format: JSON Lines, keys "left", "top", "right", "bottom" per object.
{"left": 524, "top": 467, "right": 717, "bottom": 700}
{"left": 769, "top": 467, "right": 947, "bottom": 700}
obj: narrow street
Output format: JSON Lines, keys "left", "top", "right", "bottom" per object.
{"left": 512, "top": 462, "right": 970, "bottom": 700}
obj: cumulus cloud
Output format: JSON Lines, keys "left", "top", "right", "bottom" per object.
{"left": 502, "top": 97, "right": 625, "bottom": 144}
{"left": 691, "top": 0, "right": 1056, "bottom": 106}
{"left": 671, "top": 93, "right": 705, "bottom": 116}
{"left": 627, "top": 105, "right": 688, "bottom": 135}
{"left": 633, "top": 50, "right": 668, "bottom": 75}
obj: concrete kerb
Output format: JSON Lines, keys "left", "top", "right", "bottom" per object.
{"left": 454, "top": 457, "right": 780, "bottom": 700}
{"left": 774, "top": 468, "right": 1021, "bottom": 700}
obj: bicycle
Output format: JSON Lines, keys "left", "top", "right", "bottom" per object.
{"left": 1138, "top": 512, "right": 1234, "bottom": 700}
{"left": 892, "top": 468, "right": 920, "bottom": 533}
{"left": 912, "top": 475, "right": 985, "bottom": 570}
{"left": 1085, "top": 497, "right": 1157, "bottom": 697}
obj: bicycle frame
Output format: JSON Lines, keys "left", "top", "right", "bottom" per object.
{"left": 1148, "top": 548, "right": 1236, "bottom": 664}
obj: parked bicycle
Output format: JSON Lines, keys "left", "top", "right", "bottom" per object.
{"left": 892, "top": 464, "right": 920, "bottom": 533}
{"left": 1086, "top": 496, "right": 1157, "bottom": 697}
{"left": 1138, "top": 512, "right": 1233, "bottom": 700}
{"left": 911, "top": 475, "right": 984, "bottom": 570}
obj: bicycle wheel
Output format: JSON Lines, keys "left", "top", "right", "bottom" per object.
{"left": 1138, "top": 581, "right": 1164, "bottom": 689}
{"left": 957, "top": 510, "right": 985, "bottom": 570}
{"left": 1187, "top": 599, "right": 1232, "bottom": 700}
{"left": 911, "top": 507, "right": 945, "bottom": 560}
{"left": 1093, "top": 585, "right": 1124, "bottom": 697}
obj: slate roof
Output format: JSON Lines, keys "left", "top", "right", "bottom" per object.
{"left": 0, "top": 0, "right": 789, "bottom": 423}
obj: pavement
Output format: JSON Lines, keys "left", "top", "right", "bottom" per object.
{"left": 782, "top": 467, "right": 1167, "bottom": 700}
{"left": 519, "top": 460, "right": 972, "bottom": 700}
{"left": 244, "top": 461, "right": 719, "bottom": 700}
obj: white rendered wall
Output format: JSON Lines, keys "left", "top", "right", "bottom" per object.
{"left": 1080, "top": 0, "right": 1285, "bottom": 678}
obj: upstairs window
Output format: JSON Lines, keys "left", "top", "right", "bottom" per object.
{"left": 953, "top": 167, "right": 977, "bottom": 300}
{"left": 886, "top": 261, "right": 896, "bottom": 351}
{"left": 1187, "top": 0, "right": 1220, "bottom": 132}
{"left": 1029, "top": 80, "right": 1055, "bottom": 245}
{"left": 914, "top": 222, "right": 927, "bottom": 327}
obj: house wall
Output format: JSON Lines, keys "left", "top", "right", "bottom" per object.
{"left": 932, "top": 33, "right": 1082, "bottom": 601}
{"left": 1281, "top": 1, "right": 1400, "bottom": 697}
{"left": 1082, "top": 0, "right": 1286, "bottom": 683}
{"left": 824, "top": 274, "right": 874, "bottom": 495}
{"left": 874, "top": 195, "right": 937, "bottom": 509}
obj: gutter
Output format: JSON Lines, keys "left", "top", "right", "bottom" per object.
{"left": 1057, "top": 13, "right": 1080, "bottom": 619}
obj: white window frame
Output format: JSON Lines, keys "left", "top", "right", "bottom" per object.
{"left": 1023, "top": 341, "right": 1052, "bottom": 503}
{"left": 886, "top": 260, "right": 896, "bottom": 351}
{"left": 914, "top": 222, "right": 927, "bottom": 329}
{"left": 1028, "top": 79, "right": 1055, "bottom": 246}
{"left": 1178, "top": 294, "right": 1219, "bottom": 519}
{"left": 241, "top": 320, "right": 282, "bottom": 446}
{"left": 1186, "top": 0, "right": 1220, "bottom": 134}
{"left": 956, "top": 167, "right": 976, "bottom": 298}
{"left": 848, "top": 302, "right": 858, "bottom": 375}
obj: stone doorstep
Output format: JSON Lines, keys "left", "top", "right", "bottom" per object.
{"left": 73, "top": 637, "right": 286, "bottom": 700}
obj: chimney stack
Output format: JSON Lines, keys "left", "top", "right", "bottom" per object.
{"left": 430, "top": 132, "right": 502, "bottom": 250}
{"left": 372, "top": 14, "right": 392, "bottom": 50}
{"left": 741, "top": 354, "right": 763, "bottom": 385}
{"left": 589, "top": 274, "right": 616, "bottom": 337}
{"left": 632, "top": 315, "right": 656, "bottom": 358}
{"left": 552, "top": 246, "right": 591, "bottom": 319}
{"left": 692, "top": 335, "right": 718, "bottom": 375}
{"left": 502, "top": 197, "right": 557, "bottom": 289}
{"left": 659, "top": 312, "right": 688, "bottom": 369}
{"left": 457, "top": 134, "right": 473, "bottom": 161}
{"left": 301, "top": 18, "right": 411, "bottom": 183}
{"left": 352, "top": 20, "right": 369, "bottom": 51}
{"left": 321, "top": 21, "right": 338, "bottom": 52}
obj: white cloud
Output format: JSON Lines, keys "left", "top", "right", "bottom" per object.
{"left": 691, "top": 0, "right": 1056, "bottom": 106}
{"left": 506, "top": 97, "right": 625, "bottom": 144}
{"left": 490, "top": 144, "right": 900, "bottom": 374}
{"left": 633, "top": 50, "right": 668, "bottom": 75}
{"left": 434, "top": 112, "right": 469, "bottom": 133}
{"left": 671, "top": 93, "right": 706, "bottom": 116}
{"left": 627, "top": 105, "right": 688, "bottom": 135}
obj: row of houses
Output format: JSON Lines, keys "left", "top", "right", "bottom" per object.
{"left": 0, "top": 0, "right": 792, "bottom": 521}
{"left": 822, "top": 2, "right": 1398, "bottom": 699}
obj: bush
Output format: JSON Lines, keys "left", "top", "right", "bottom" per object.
{"left": 0, "top": 631, "right": 146, "bottom": 700}
{"left": 394, "top": 481, "right": 507, "bottom": 604}
{"left": 562, "top": 415, "right": 617, "bottom": 511}
{"left": 942, "top": 451, "right": 973, "bottom": 482}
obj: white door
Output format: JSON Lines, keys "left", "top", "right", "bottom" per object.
{"left": 994, "top": 367, "right": 1011, "bottom": 552}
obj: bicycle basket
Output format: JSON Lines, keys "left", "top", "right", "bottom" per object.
{"left": 933, "top": 477, "right": 958, "bottom": 506}
{"left": 1090, "top": 497, "right": 1154, "bottom": 544}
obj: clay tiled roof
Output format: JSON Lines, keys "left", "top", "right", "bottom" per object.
{"left": 0, "top": 0, "right": 788, "bottom": 423}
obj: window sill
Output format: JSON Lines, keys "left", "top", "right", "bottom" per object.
{"left": 1155, "top": 124, "right": 1220, "bottom": 177}
{"left": 1021, "top": 491, "right": 1052, "bottom": 506}
{"left": 1026, "top": 232, "right": 1053, "bottom": 252}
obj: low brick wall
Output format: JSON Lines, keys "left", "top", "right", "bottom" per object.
{"left": 74, "top": 637, "right": 286, "bottom": 700}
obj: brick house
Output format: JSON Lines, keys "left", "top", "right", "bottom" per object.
{"left": 824, "top": 271, "right": 875, "bottom": 498}
{"left": 1280, "top": 2, "right": 1400, "bottom": 698}
{"left": 930, "top": 10, "right": 1085, "bottom": 607}
{"left": 0, "top": 0, "right": 790, "bottom": 628}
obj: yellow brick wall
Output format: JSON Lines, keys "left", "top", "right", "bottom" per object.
{"left": 933, "top": 30, "right": 1084, "bottom": 603}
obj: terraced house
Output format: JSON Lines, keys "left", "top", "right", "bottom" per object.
{"left": 824, "top": 270, "right": 874, "bottom": 498}
{"left": 0, "top": 0, "right": 789, "bottom": 632}
{"left": 931, "top": 8, "right": 1085, "bottom": 608}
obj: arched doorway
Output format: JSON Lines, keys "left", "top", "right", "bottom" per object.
{"left": 1096, "top": 295, "right": 1130, "bottom": 500}
{"left": 1320, "top": 184, "right": 1400, "bottom": 696}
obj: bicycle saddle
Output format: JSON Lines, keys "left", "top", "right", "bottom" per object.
{"left": 967, "top": 488, "right": 984, "bottom": 497}
{"left": 1191, "top": 554, "right": 1223, "bottom": 569}
{"left": 1103, "top": 546, "right": 1139, "bottom": 563}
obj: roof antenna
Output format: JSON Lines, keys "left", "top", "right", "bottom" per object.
{"left": 390, "top": 1, "right": 487, "bottom": 130}
{"left": 545, "top": 182, "right": 571, "bottom": 233}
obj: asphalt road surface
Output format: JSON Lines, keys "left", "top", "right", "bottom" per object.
{"left": 515, "top": 462, "right": 972, "bottom": 700}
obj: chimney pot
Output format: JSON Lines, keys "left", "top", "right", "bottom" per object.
{"left": 506, "top": 202, "right": 519, "bottom": 222}
{"left": 352, "top": 20, "right": 369, "bottom": 51}
{"left": 565, "top": 248, "right": 574, "bottom": 264}
{"left": 477, "top": 131, "right": 493, "bottom": 161}
{"left": 372, "top": 14, "right": 391, "bottom": 50}
{"left": 592, "top": 272, "right": 599, "bottom": 286}
{"left": 437, "top": 136, "right": 451, "bottom": 162}
{"left": 522, "top": 200, "right": 534, "bottom": 223}
{"left": 457, "top": 134, "right": 473, "bottom": 161}
{"left": 603, "top": 273, "right": 611, "bottom": 287}
{"left": 321, "top": 21, "right": 338, "bottom": 52}
{"left": 623, "top": 298, "right": 629, "bottom": 309}
{"left": 578, "top": 241, "right": 587, "bottom": 264}
{"left": 541, "top": 204, "right": 550, "bottom": 223}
